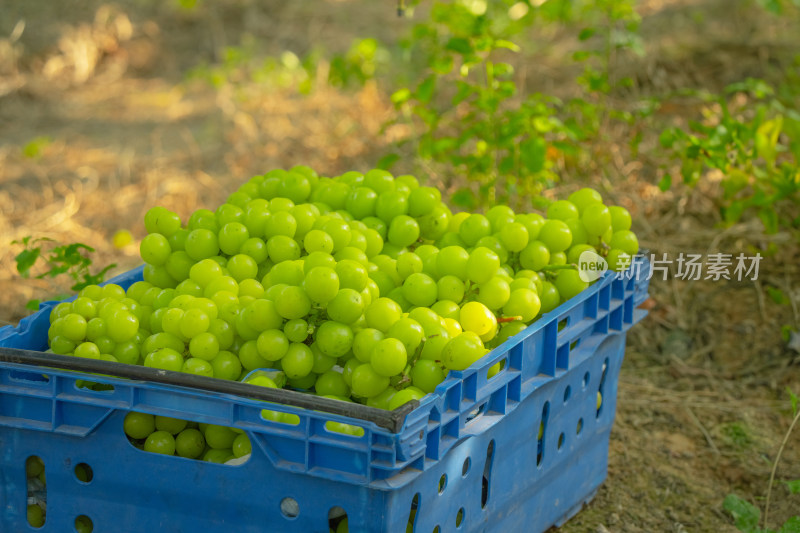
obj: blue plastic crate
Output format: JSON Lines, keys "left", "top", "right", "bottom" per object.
{"left": 0, "top": 258, "right": 650, "bottom": 532}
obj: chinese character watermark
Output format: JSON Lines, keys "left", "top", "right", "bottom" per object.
{"left": 644, "top": 252, "right": 761, "bottom": 281}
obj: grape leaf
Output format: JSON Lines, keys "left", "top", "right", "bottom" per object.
{"left": 722, "top": 494, "right": 761, "bottom": 533}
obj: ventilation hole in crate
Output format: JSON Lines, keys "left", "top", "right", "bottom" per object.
{"left": 557, "top": 317, "right": 569, "bottom": 331}
{"left": 438, "top": 474, "right": 447, "bottom": 494}
{"left": 9, "top": 371, "right": 49, "bottom": 383}
{"left": 570, "top": 339, "right": 580, "bottom": 351}
{"left": 576, "top": 418, "right": 584, "bottom": 435}
{"left": 537, "top": 401, "right": 549, "bottom": 466}
{"left": 465, "top": 403, "right": 487, "bottom": 425}
{"left": 582, "top": 371, "right": 590, "bottom": 389}
{"left": 74, "top": 514, "right": 93, "bottom": 532}
{"left": 557, "top": 433, "right": 565, "bottom": 450}
{"left": 433, "top": 526, "right": 441, "bottom": 533}
{"left": 487, "top": 358, "right": 506, "bottom": 380}
{"left": 280, "top": 497, "right": 299, "bottom": 519}
{"left": 25, "top": 455, "right": 46, "bottom": 528}
{"left": 123, "top": 413, "right": 251, "bottom": 466}
{"left": 456, "top": 507, "right": 465, "bottom": 528}
{"left": 74, "top": 463, "right": 93, "bottom": 483}
{"left": 261, "top": 409, "right": 300, "bottom": 426}
{"left": 324, "top": 421, "right": 364, "bottom": 438}
{"left": 563, "top": 385, "right": 571, "bottom": 403}
{"left": 75, "top": 380, "right": 115, "bottom": 393}
{"left": 407, "top": 493, "right": 420, "bottom": 532}
{"left": 481, "top": 439, "right": 495, "bottom": 509}
{"left": 328, "top": 506, "right": 347, "bottom": 532}
{"left": 462, "top": 457, "right": 471, "bottom": 477}
{"left": 597, "top": 357, "right": 609, "bottom": 419}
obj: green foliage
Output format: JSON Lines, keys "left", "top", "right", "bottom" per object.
{"left": 12, "top": 236, "right": 115, "bottom": 310}
{"left": 660, "top": 78, "right": 800, "bottom": 236}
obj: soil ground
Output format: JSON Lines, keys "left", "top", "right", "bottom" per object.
{"left": 1, "top": 1, "right": 799, "bottom": 531}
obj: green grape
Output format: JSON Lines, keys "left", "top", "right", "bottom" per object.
{"left": 165, "top": 251, "right": 194, "bottom": 282}
{"left": 208, "top": 318, "right": 234, "bottom": 350}
{"left": 277, "top": 171, "right": 311, "bottom": 203}
{"left": 216, "top": 203, "right": 245, "bottom": 226}
{"left": 303, "top": 229, "right": 333, "bottom": 254}
{"left": 609, "top": 230, "right": 639, "bottom": 256}
{"left": 155, "top": 416, "right": 188, "bottom": 435}
{"left": 281, "top": 343, "right": 315, "bottom": 379}
{"left": 315, "top": 321, "right": 354, "bottom": 358}
{"left": 388, "top": 387, "right": 426, "bottom": 410}
{"left": 204, "top": 276, "right": 239, "bottom": 298}
{"left": 539, "top": 282, "right": 560, "bottom": 314}
{"left": 336, "top": 260, "right": 368, "bottom": 291}
{"left": 144, "top": 347, "right": 184, "bottom": 372}
{"left": 168, "top": 228, "right": 190, "bottom": 252}
{"left": 238, "top": 279, "right": 265, "bottom": 299}
{"left": 363, "top": 169, "right": 395, "bottom": 193}
{"left": 386, "top": 317, "right": 424, "bottom": 356}
{"left": 267, "top": 235, "right": 301, "bottom": 263}
{"left": 226, "top": 254, "right": 258, "bottom": 282}
{"left": 346, "top": 187, "right": 378, "bottom": 219}
{"left": 326, "top": 289, "right": 364, "bottom": 324}
{"left": 85, "top": 317, "right": 107, "bottom": 341}
{"left": 243, "top": 199, "right": 270, "bottom": 236}
{"left": 460, "top": 301, "right": 497, "bottom": 336}
{"left": 549, "top": 251, "right": 567, "bottom": 266}
{"left": 567, "top": 188, "right": 603, "bottom": 212}
{"left": 407, "top": 187, "right": 440, "bottom": 217}
{"left": 546, "top": 200, "right": 579, "bottom": 221}
{"left": 608, "top": 205, "right": 632, "bottom": 231}
{"left": 183, "top": 357, "right": 214, "bottom": 377}
{"left": 269, "top": 197, "right": 295, "bottom": 213}
{"left": 124, "top": 411, "right": 156, "bottom": 439}
{"left": 239, "top": 237, "right": 269, "bottom": 264}
{"left": 499, "top": 221, "right": 529, "bottom": 252}
{"left": 185, "top": 229, "right": 220, "bottom": 261}
{"left": 269, "top": 259, "right": 307, "bottom": 284}
{"left": 204, "top": 425, "right": 237, "bottom": 449}
{"left": 566, "top": 244, "right": 596, "bottom": 265}
{"left": 436, "top": 246, "right": 469, "bottom": 280}
{"left": 402, "top": 272, "right": 437, "bottom": 307}
{"left": 565, "top": 218, "right": 589, "bottom": 246}
{"left": 283, "top": 319, "right": 309, "bottom": 343}
{"left": 607, "top": 248, "right": 633, "bottom": 271}
{"left": 179, "top": 308, "right": 209, "bottom": 338}
{"left": 387, "top": 215, "right": 420, "bottom": 247}
{"left": 189, "top": 332, "right": 220, "bottom": 360}
{"left": 351, "top": 363, "right": 390, "bottom": 397}
{"left": 323, "top": 219, "right": 352, "bottom": 252}
{"left": 203, "top": 448, "right": 234, "bottom": 464}
{"left": 74, "top": 342, "right": 100, "bottom": 359}
{"left": 315, "top": 370, "right": 350, "bottom": 397}
{"left": 364, "top": 297, "right": 403, "bottom": 332}
{"left": 519, "top": 240, "right": 550, "bottom": 271}
{"left": 554, "top": 269, "right": 589, "bottom": 302}
{"left": 538, "top": 220, "right": 572, "bottom": 253}
{"left": 458, "top": 214, "right": 491, "bottom": 246}
{"left": 176, "top": 279, "right": 203, "bottom": 297}
{"left": 188, "top": 209, "right": 219, "bottom": 232}
{"left": 71, "top": 297, "right": 96, "bottom": 320}
{"left": 486, "top": 205, "right": 516, "bottom": 231}
{"left": 495, "top": 321, "right": 528, "bottom": 346}
{"left": 189, "top": 259, "right": 223, "bottom": 288}
{"left": 146, "top": 206, "right": 183, "bottom": 236}
{"left": 60, "top": 313, "right": 88, "bottom": 342}
{"left": 418, "top": 205, "right": 451, "bottom": 241}
{"left": 303, "top": 266, "right": 340, "bottom": 304}
{"left": 375, "top": 190, "right": 409, "bottom": 223}
{"left": 142, "top": 332, "right": 184, "bottom": 355}
{"left": 211, "top": 351, "right": 242, "bottom": 380}
{"left": 311, "top": 343, "right": 337, "bottom": 374}
{"left": 442, "top": 332, "right": 486, "bottom": 371}
{"left": 232, "top": 433, "right": 252, "bottom": 458}
{"left": 396, "top": 252, "right": 423, "bottom": 279}
{"left": 387, "top": 286, "right": 412, "bottom": 311}
{"left": 581, "top": 203, "right": 612, "bottom": 237}
{"left": 503, "top": 288, "right": 542, "bottom": 322}
{"left": 466, "top": 247, "right": 500, "bottom": 284}
{"left": 238, "top": 339, "right": 264, "bottom": 371}
{"left": 242, "top": 298, "right": 283, "bottom": 331}
{"left": 418, "top": 327, "right": 450, "bottom": 361}
{"left": 334, "top": 246, "right": 368, "bottom": 265}
{"left": 436, "top": 275, "right": 464, "bottom": 303}
{"left": 113, "top": 341, "right": 140, "bottom": 364}
{"left": 143, "top": 264, "right": 178, "bottom": 288}
{"left": 431, "top": 299, "right": 460, "bottom": 320}
{"left": 352, "top": 328, "right": 384, "bottom": 363}
{"left": 175, "top": 428, "right": 205, "bottom": 458}
{"left": 477, "top": 277, "right": 511, "bottom": 310}
{"left": 107, "top": 310, "right": 139, "bottom": 342}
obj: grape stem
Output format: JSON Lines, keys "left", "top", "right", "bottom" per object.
{"left": 497, "top": 316, "right": 523, "bottom": 323}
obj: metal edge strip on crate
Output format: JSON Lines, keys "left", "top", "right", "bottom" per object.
{"left": 0, "top": 347, "right": 416, "bottom": 433}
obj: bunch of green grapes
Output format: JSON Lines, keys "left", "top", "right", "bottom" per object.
{"left": 47, "top": 166, "right": 638, "bottom": 412}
